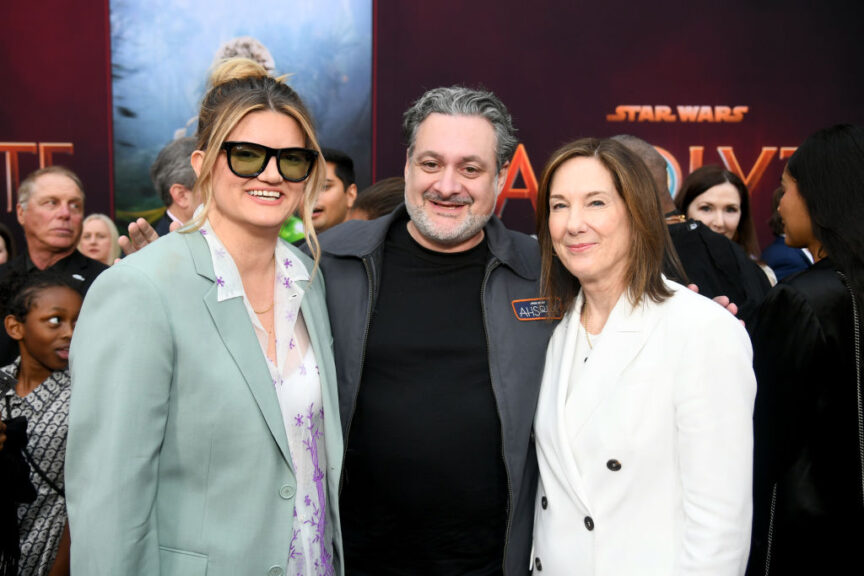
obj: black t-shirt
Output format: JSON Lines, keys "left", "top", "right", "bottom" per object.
{"left": 340, "top": 217, "right": 507, "bottom": 576}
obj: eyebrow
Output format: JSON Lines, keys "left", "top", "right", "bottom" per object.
{"left": 416, "top": 150, "right": 489, "bottom": 165}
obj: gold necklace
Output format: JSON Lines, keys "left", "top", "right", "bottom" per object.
{"left": 253, "top": 301, "right": 274, "bottom": 315}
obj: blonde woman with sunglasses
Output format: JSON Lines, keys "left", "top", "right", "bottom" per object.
{"left": 65, "top": 58, "right": 343, "bottom": 576}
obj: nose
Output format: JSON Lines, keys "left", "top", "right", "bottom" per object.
{"left": 60, "top": 320, "right": 74, "bottom": 340}
{"left": 57, "top": 202, "right": 72, "bottom": 219}
{"left": 434, "top": 165, "right": 462, "bottom": 198}
{"left": 258, "top": 155, "right": 283, "bottom": 183}
{"left": 565, "top": 205, "right": 587, "bottom": 235}
{"left": 707, "top": 210, "right": 724, "bottom": 231}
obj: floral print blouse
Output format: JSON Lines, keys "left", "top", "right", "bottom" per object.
{"left": 200, "top": 222, "right": 334, "bottom": 575}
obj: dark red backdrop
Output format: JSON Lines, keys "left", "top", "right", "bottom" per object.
{"left": 0, "top": 1, "right": 113, "bottom": 251}
{"left": 3, "top": 0, "right": 863, "bottom": 253}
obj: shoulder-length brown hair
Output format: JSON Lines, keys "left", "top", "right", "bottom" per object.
{"left": 536, "top": 138, "right": 674, "bottom": 314}
{"left": 675, "top": 165, "right": 760, "bottom": 258}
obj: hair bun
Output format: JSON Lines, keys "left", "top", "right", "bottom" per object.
{"left": 209, "top": 57, "right": 270, "bottom": 88}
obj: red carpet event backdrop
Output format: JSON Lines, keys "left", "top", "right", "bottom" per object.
{"left": 2, "top": 0, "right": 863, "bottom": 250}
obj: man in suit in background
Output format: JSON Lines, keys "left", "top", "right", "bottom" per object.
{"left": 150, "top": 137, "right": 200, "bottom": 236}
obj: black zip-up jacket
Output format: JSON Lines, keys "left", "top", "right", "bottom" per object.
{"left": 317, "top": 206, "right": 558, "bottom": 575}
{"left": 747, "top": 258, "right": 864, "bottom": 575}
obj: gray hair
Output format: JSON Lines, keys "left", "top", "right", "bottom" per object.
{"left": 402, "top": 86, "right": 518, "bottom": 172}
{"left": 150, "top": 137, "right": 198, "bottom": 207}
{"left": 18, "top": 166, "right": 84, "bottom": 210}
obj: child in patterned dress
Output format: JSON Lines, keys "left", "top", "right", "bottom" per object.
{"left": 0, "top": 270, "right": 82, "bottom": 576}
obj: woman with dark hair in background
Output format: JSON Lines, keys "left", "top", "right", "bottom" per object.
{"left": 760, "top": 187, "right": 811, "bottom": 281}
{"left": 676, "top": 165, "right": 777, "bottom": 285}
{"left": 532, "top": 138, "right": 755, "bottom": 575}
{"left": 747, "top": 124, "right": 864, "bottom": 575}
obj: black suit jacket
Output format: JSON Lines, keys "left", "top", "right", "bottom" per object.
{"left": 153, "top": 213, "right": 175, "bottom": 237}
{"left": 666, "top": 219, "right": 770, "bottom": 324}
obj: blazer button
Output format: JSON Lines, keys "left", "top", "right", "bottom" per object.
{"left": 541, "top": 496, "right": 548, "bottom": 509}
{"left": 606, "top": 459, "right": 622, "bottom": 471}
{"left": 279, "top": 485, "right": 295, "bottom": 499}
{"left": 584, "top": 516, "right": 595, "bottom": 531}
{"left": 267, "top": 566, "right": 284, "bottom": 576}
{"left": 535, "top": 557, "right": 543, "bottom": 571}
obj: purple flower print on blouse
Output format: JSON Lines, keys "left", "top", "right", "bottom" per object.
{"left": 216, "top": 276, "right": 225, "bottom": 287}
{"left": 288, "top": 527, "right": 302, "bottom": 561}
{"left": 296, "top": 403, "right": 333, "bottom": 575}
{"left": 283, "top": 277, "right": 293, "bottom": 289}
{"left": 286, "top": 310, "right": 297, "bottom": 322}
{"left": 299, "top": 365, "right": 307, "bottom": 376}
{"left": 284, "top": 258, "right": 294, "bottom": 268}
{"left": 289, "top": 338, "right": 296, "bottom": 350}
{"left": 199, "top": 228, "right": 207, "bottom": 236}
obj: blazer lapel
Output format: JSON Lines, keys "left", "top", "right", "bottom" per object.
{"left": 546, "top": 310, "right": 595, "bottom": 510}
{"left": 565, "top": 292, "right": 662, "bottom": 442}
{"left": 187, "top": 232, "right": 293, "bottom": 468}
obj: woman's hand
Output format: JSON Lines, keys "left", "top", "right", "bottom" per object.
{"left": 687, "top": 283, "right": 743, "bottom": 324}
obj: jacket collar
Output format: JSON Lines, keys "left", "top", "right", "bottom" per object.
{"left": 181, "top": 228, "right": 295, "bottom": 469}
{"left": 320, "top": 204, "right": 537, "bottom": 280}
{"left": 186, "top": 228, "right": 217, "bottom": 281}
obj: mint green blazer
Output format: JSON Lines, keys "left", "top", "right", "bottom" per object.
{"left": 66, "top": 231, "right": 343, "bottom": 576}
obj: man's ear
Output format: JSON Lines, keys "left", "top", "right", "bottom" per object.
{"left": 169, "top": 184, "right": 192, "bottom": 208}
{"left": 4, "top": 314, "right": 24, "bottom": 342}
{"left": 190, "top": 150, "right": 205, "bottom": 178}
{"left": 496, "top": 161, "right": 511, "bottom": 196}
{"left": 16, "top": 203, "right": 25, "bottom": 226}
{"left": 345, "top": 183, "right": 358, "bottom": 208}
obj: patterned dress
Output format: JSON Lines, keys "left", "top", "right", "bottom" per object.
{"left": 200, "top": 223, "right": 334, "bottom": 576}
{"left": 0, "top": 361, "right": 69, "bottom": 576}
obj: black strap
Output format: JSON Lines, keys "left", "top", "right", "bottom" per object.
{"left": 3, "top": 392, "right": 65, "bottom": 498}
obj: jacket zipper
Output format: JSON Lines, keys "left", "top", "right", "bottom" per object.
{"left": 339, "top": 256, "right": 376, "bottom": 494}
{"left": 837, "top": 271, "right": 864, "bottom": 504}
{"left": 480, "top": 258, "right": 514, "bottom": 575}
{"left": 763, "top": 483, "right": 778, "bottom": 576}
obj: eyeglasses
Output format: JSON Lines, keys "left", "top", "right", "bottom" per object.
{"left": 220, "top": 141, "right": 318, "bottom": 182}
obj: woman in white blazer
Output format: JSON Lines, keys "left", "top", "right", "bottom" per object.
{"left": 531, "top": 138, "right": 755, "bottom": 575}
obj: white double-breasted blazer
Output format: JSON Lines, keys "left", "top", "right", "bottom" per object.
{"left": 532, "top": 281, "right": 755, "bottom": 575}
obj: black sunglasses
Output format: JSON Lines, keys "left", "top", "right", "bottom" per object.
{"left": 221, "top": 141, "right": 318, "bottom": 182}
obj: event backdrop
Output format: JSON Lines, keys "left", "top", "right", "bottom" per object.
{"left": 373, "top": 0, "right": 864, "bottom": 248}
{"left": 109, "top": 0, "right": 372, "bottom": 224}
{"left": 2, "top": 0, "right": 863, "bottom": 254}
